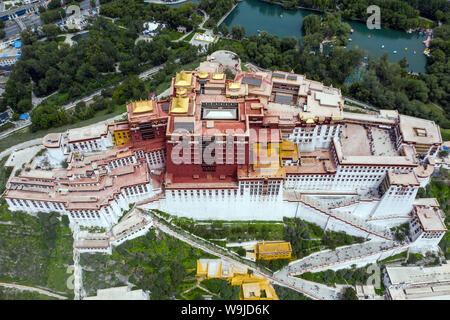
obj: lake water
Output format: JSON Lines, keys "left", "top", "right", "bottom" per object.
{"left": 166, "top": 0, "right": 428, "bottom": 73}
{"left": 72, "top": 32, "right": 90, "bottom": 42}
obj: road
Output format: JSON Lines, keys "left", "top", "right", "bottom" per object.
{"left": 0, "top": 62, "right": 167, "bottom": 142}
{"left": 0, "top": 282, "right": 68, "bottom": 299}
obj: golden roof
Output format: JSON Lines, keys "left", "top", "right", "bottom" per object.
{"left": 228, "top": 82, "right": 241, "bottom": 90}
{"left": 176, "top": 88, "right": 187, "bottom": 96}
{"left": 212, "top": 73, "right": 224, "bottom": 80}
{"left": 241, "top": 280, "right": 278, "bottom": 300}
{"left": 170, "top": 96, "right": 189, "bottom": 114}
{"left": 250, "top": 103, "right": 263, "bottom": 110}
{"left": 279, "top": 141, "right": 299, "bottom": 161}
{"left": 197, "top": 71, "right": 209, "bottom": 79}
{"left": 256, "top": 241, "right": 292, "bottom": 254}
{"left": 175, "top": 70, "right": 193, "bottom": 87}
{"left": 306, "top": 118, "right": 315, "bottom": 124}
{"left": 132, "top": 100, "right": 153, "bottom": 114}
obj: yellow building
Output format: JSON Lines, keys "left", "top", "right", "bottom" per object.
{"left": 241, "top": 278, "right": 279, "bottom": 300}
{"left": 196, "top": 259, "right": 278, "bottom": 300}
{"left": 174, "top": 70, "right": 194, "bottom": 89}
{"left": 196, "top": 259, "right": 247, "bottom": 279}
{"left": 255, "top": 241, "right": 292, "bottom": 260}
{"left": 110, "top": 122, "right": 131, "bottom": 146}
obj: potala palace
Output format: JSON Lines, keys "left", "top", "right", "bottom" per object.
{"left": 4, "top": 59, "right": 448, "bottom": 254}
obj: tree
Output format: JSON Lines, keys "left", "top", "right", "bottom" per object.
{"left": 219, "top": 24, "right": 229, "bottom": 37}
{"left": 342, "top": 287, "right": 358, "bottom": 300}
{"left": 438, "top": 150, "right": 448, "bottom": 158}
{"left": 48, "top": 0, "right": 62, "bottom": 10}
{"left": 236, "top": 247, "right": 246, "bottom": 256}
{"left": 17, "top": 99, "right": 32, "bottom": 113}
{"left": 435, "top": 10, "right": 444, "bottom": 21}
{"left": 398, "top": 57, "right": 409, "bottom": 69}
{"left": 231, "top": 25, "right": 245, "bottom": 41}
{"left": 42, "top": 24, "right": 60, "bottom": 40}
{"left": 303, "top": 14, "right": 321, "bottom": 35}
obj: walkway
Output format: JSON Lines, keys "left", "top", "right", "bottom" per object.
{"left": 0, "top": 282, "right": 68, "bottom": 300}
{"left": 216, "top": 3, "right": 237, "bottom": 27}
{"left": 148, "top": 210, "right": 341, "bottom": 300}
{"left": 288, "top": 192, "right": 392, "bottom": 240}
{"left": 282, "top": 240, "right": 407, "bottom": 276}
{"left": 72, "top": 223, "right": 85, "bottom": 300}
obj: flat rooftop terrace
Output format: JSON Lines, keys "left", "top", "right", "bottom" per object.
{"left": 340, "top": 124, "right": 399, "bottom": 157}
{"left": 386, "top": 262, "right": 450, "bottom": 286}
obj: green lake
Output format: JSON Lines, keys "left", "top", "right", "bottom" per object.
{"left": 168, "top": 0, "right": 429, "bottom": 73}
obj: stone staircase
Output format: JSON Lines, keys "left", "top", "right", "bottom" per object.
{"left": 298, "top": 194, "right": 392, "bottom": 240}
{"left": 285, "top": 240, "right": 408, "bottom": 276}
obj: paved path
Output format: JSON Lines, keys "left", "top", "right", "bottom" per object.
{"left": 0, "top": 120, "right": 31, "bottom": 140}
{"left": 0, "top": 282, "right": 68, "bottom": 299}
{"left": 283, "top": 240, "right": 407, "bottom": 276}
{"left": 216, "top": 3, "right": 237, "bottom": 27}
{"left": 149, "top": 212, "right": 335, "bottom": 300}
{"left": 72, "top": 223, "right": 85, "bottom": 300}
{"left": 0, "top": 138, "right": 42, "bottom": 160}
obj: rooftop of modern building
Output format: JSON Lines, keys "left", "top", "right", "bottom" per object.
{"left": 84, "top": 286, "right": 149, "bottom": 300}
{"left": 256, "top": 241, "right": 292, "bottom": 254}
{"left": 66, "top": 123, "right": 109, "bottom": 143}
{"left": 399, "top": 114, "right": 442, "bottom": 145}
{"left": 413, "top": 198, "right": 440, "bottom": 207}
{"left": 42, "top": 133, "right": 62, "bottom": 148}
{"left": 388, "top": 285, "right": 450, "bottom": 300}
{"left": 355, "top": 285, "right": 376, "bottom": 298}
{"left": 197, "top": 60, "right": 223, "bottom": 74}
{"left": 340, "top": 123, "right": 400, "bottom": 157}
{"left": 387, "top": 171, "right": 419, "bottom": 186}
{"left": 415, "top": 205, "right": 447, "bottom": 232}
{"left": 333, "top": 136, "right": 417, "bottom": 167}
{"left": 386, "top": 262, "right": 450, "bottom": 286}
{"left": 74, "top": 232, "right": 110, "bottom": 249}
